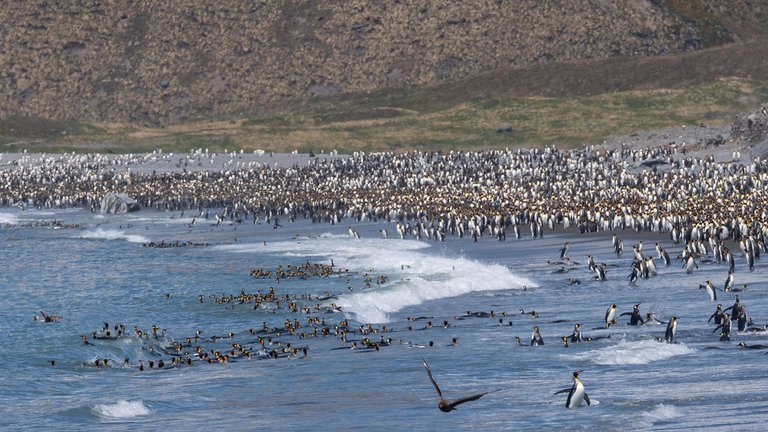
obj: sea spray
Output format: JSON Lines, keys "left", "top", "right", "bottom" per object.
{"left": 91, "top": 400, "right": 151, "bottom": 419}
{"left": 78, "top": 227, "right": 150, "bottom": 244}
{"left": 219, "top": 237, "right": 536, "bottom": 323}
{"left": 565, "top": 339, "right": 696, "bottom": 366}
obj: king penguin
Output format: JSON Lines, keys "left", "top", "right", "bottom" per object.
{"left": 555, "top": 370, "right": 591, "bottom": 408}
{"left": 604, "top": 304, "right": 618, "bottom": 328}
{"left": 699, "top": 280, "right": 717, "bottom": 301}
{"left": 665, "top": 316, "right": 677, "bottom": 343}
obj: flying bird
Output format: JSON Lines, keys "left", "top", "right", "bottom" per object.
{"left": 422, "top": 357, "right": 499, "bottom": 412}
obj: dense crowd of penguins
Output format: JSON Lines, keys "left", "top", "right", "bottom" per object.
{"left": 10, "top": 144, "right": 768, "bottom": 409}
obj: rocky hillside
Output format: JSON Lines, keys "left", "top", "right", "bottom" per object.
{"left": 0, "top": 0, "right": 765, "bottom": 127}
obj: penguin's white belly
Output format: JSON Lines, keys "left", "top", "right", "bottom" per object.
{"left": 568, "top": 383, "right": 585, "bottom": 408}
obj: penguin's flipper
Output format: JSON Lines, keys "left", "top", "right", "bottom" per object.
{"left": 584, "top": 393, "right": 591, "bottom": 406}
{"left": 619, "top": 312, "right": 631, "bottom": 317}
{"left": 712, "top": 324, "right": 723, "bottom": 334}
{"left": 554, "top": 388, "right": 571, "bottom": 395}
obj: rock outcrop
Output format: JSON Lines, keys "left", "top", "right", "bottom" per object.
{"left": 100, "top": 193, "right": 140, "bottom": 214}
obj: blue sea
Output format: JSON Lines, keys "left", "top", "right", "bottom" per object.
{"left": 2, "top": 207, "right": 768, "bottom": 431}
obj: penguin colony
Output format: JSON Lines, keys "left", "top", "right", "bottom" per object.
{"left": 10, "top": 142, "right": 768, "bottom": 411}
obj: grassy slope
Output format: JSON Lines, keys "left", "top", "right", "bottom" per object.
{"left": 3, "top": 77, "right": 765, "bottom": 154}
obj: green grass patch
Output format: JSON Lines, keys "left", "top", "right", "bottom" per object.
{"left": 3, "top": 77, "right": 768, "bottom": 153}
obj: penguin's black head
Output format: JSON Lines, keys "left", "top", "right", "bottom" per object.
{"left": 573, "top": 370, "right": 582, "bottom": 378}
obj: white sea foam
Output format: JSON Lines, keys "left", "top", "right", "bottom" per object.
{"left": 0, "top": 212, "right": 19, "bottom": 225}
{"left": 219, "top": 238, "right": 536, "bottom": 323}
{"left": 78, "top": 228, "right": 149, "bottom": 244}
{"left": 565, "top": 339, "right": 696, "bottom": 365}
{"left": 640, "top": 404, "right": 682, "bottom": 422}
{"left": 92, "top": 399, "right": 150, "bottom": 419}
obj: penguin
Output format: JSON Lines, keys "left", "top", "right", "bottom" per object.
{"left": 604, "top": 304, "right": 618, "bottom": 328}
{"left": 713, "top": 314, "right": 731, "bottom": 337}
{"left": 665, "top": 316, "right": 677, "bottom": 343}
{"left": 684, "top": 256, "right": 697, "bottom": 274}
{"left": 594, "top": 265, "right": 607, "bottom": 281}
{"left": 560, "top": 242, "right": 570, "bottom": 259}
{"left": 554, "top": 370, "right": 591, "bottom": 408}
{"left": 724, "top": 296, "right": 741, "bottom": 320}
{"left": 724, "top": 271, "right": 734, "bottom": 292}
{"left": 569, "top": 323, "right": 583, "bottom": 343}
{"left": 660, "top": 248, "right": 670, "bottom": 267}
{"left": 699, "top": 280, "right": 717, "bottom": 301}
{"left": 708, "top": 304, "right": 724, "bottom": 325}
{"left": 736, "top": 306, "right": 748, "bottom": 332}
{"left": 531, "top": 325, "right": 544, "bottom": 346}
{"left": 620, "top": 304, "right": 645, "bottom": 325}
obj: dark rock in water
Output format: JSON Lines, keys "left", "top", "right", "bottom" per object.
{"left": 100, "top": 193, "right": 140, "bottom": 214}
{"left": 496, "top": 123, "right": 513, "bottom": 133}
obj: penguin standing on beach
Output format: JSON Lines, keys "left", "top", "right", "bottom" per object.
{"left": 555, "top": 370, "right": 590, "bottom": 408}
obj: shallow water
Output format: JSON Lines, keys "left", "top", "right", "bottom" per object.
{"left": 2, "top": 207, "right": 768, "bottom": 431}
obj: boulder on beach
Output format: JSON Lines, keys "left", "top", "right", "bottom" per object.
{"left": 100, "top": 193, "right": 140, "bottom": 214}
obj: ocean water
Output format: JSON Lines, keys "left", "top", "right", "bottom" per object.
{"left": 2, "top": 207, "right": 768, "bottom": 431}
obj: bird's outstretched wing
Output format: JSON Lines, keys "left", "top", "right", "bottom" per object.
{"left": 584, "top": 393, "right": 591, "bottom": 406}
{"left": 448, "top": 389, "right": 500, "bottom": 409}
{"left": 422, "top": 357, "right": 443, "bottom": 398}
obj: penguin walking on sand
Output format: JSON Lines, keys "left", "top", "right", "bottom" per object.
{"left": 555, "top": 371, "right": 591, "bottom": 408}
{"left": 665, "top": 316, "right": 677, "bottom": 343}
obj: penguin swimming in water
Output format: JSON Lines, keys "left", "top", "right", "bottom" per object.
{"left": 620, "top": 304, "right": 645, "bottom": 325}
{"left": 699, "top": 280, "right": 717, "bottom": 301}
{"left": 684, "top": 256, "right": 698, "bottom": 274}
{"left": 594, "top": 265, "right": 607, "bottom": 281}
{"left": 604, "top": 304, "right": 618, "bottom": 328}
{"left": 713, "top": 314, "right": 731, "bottom": 337}
{"left": 531, "top": 325, "right": 544, "bottom": 346}
{"left": 708, "top": 304, "right": 724, "bottom": 325}
{"left": 554, "top": 370, "right": 591, "bottom": 408}
{"left": 421, "top": 357, "right": 499, "bottom": 412}
{"left": 665, "top": 316, "right": 677, "bottom": 343}
{"left": 724, "top": 271, "right": 734, "bottom": 292}
{"left": 569, "top": 324, "right": 583, "bottom": 343}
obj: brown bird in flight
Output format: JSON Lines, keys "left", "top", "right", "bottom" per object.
{"left": 422, "top": 357, "right": 499, "bottom": 412}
